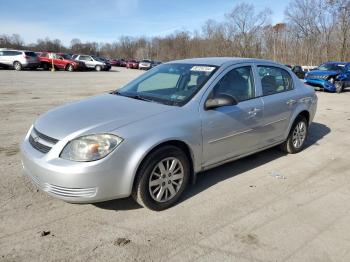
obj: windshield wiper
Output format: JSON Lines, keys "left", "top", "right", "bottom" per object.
{"left": 112, "top": 91, "right": 180, "bottom": 106}
{"left": 112, "top": 91, "right": 154, "bottom": 102}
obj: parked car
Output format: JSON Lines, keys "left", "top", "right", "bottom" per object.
{"left": 304, "top": 61, "right": 350, "bottom": 93}
{"left": 119, "top": 59, "right": 127, "bottom": 67}
{"left": 39, "top": 52, "right": 86, "bottom": 71}
{"left": 151, "top": 61, "right": 162, "bottom": 68}
{"left": 126, "top": 59, "right": 139, "bottom": 69}
{"left": 139, "top": 59, "right": 153, "bottom": 70}
{"left": 73, "top": 55, "right": 111, "bottom": 71}
{"left": 0, "top": 49, "right": 39, "bottom": 70}
{"left": 291, "top": 65, "right": 305, "bottom": 79}
{"left": 302, "top": 66, "right": 317, "bottom": 72}
{"left": 21, "top": 57, "right": 317, "bottom": 210}
{"left": 109, "top": 59, "right": 119, "bottom": 66}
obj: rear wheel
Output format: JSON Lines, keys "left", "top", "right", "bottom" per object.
{"left": 335, "top": 81, "right": 343, "bottom": 93}
{"left": 13, "top": 61, "right": 22, "bottom": 71}
{"left": 42, "top": 63, "right": 50, "bottom": 71}
{"left": 280, "top": 116, "right": 308, "bottom": 154}
{"left": 132, "top": 145, "right": 190, "bottom": 211}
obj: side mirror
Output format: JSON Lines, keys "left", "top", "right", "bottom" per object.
{"left": 205, "top": 94, "right": 237, "bottom": 110}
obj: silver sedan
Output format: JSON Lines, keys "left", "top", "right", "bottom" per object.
{"left": 21, "top": 58, "right": 317, "bottom": 210}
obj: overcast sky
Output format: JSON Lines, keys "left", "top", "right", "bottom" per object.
{"left": 0, "top": 0, "right": 289, "bottom": 45}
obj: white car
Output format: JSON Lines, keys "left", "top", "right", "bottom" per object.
{"left": 0, "top": 49, "right": 40, "bottom": 70}
{"left": 73, "top": 55, "right": 111, "bottom": 71}
{"left": 139, "top": 59, "right": 153, "bottom": 70}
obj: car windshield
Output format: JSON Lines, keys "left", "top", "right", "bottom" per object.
{"left": 318, "top": 63, "right": 344, "bottom": 71}
{"left": 114, "top": 63, "right": 218, "bottom": 106}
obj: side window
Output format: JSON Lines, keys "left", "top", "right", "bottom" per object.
{"left": 0, "top": 51, "right": 3, "bottom": 56}
{"left": 79, "top": 55, "right": 88, "bottom": 61}
{"left": 258, "top": 66, "right": 293, "bottom": 96}
{"left": 9, "top": 51, "right": 21, "bottom": 56}
{"left": 212, "top": 66, "right": 255, "bottom": 102}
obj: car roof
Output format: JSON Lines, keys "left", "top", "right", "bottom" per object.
{"left": 169, "top": 57, "right": 283, "bottom": 67}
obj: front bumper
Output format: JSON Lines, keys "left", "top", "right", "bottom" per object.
{"left": 304, "top": 78, "right": 336, "bottom": 92}
{"left": 20, "top": 130, "right": 132, "bottom": 203}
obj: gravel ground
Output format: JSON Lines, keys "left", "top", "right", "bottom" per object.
{"left": 0, "top": 67, "right": 350, "bottom": 262}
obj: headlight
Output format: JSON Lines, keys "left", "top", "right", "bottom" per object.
{"left": 328, "top": 77, "right": 335, "bottom": 83}
{"left": 60, "top": 134, "right": 123, "bottom": 161}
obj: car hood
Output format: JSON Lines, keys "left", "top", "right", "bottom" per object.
{"left": 307, "top": 70, "right": 339, "bottom": 77}
{"left": 34, "top": 94, "right": 173, "bottom": 140}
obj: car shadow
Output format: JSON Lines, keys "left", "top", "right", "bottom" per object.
{"left": 94, "top": 122, "right": 330, "bottom": 211}
{"left": 93, "top": 196, "right": 142, "bottom": 210}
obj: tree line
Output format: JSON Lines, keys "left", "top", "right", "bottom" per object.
{"left": 1, "top": 0, "right": 349, "bottom": 66}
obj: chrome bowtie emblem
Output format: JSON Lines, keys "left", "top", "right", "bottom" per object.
{"left": 33, "top": 136, "right": 40, "bottom": 143}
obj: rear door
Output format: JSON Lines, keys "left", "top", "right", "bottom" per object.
{"left": 200, "top": 64, "right": 264, "bottom": 167}
{"left": 78, "top": 55, "right": 94, "bottom": 68}
{"left": 54, "top": 54, "right": 65, "bottom": 69}
{"left": 257, "top": 64, "right": 297, "bottom": 146}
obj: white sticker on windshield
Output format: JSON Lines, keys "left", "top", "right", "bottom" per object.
{"left": 190, "top": 66, "right": 215, "bottom": 72}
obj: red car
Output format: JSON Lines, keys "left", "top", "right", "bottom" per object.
{"left": 39, "top": 52, "right": 85, "bottom": 71}
{"left": 126, "top": 59, "right": 139, "bottom": 69}
{"left": 109, "top": 59, "right": 119, "bottom": 66}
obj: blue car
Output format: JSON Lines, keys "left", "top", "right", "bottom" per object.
{"left": 304, "top": 62, "right": 350, "bottom": 93}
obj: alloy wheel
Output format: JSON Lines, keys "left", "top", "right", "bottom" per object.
{"left": 292, "top": 121, "right": 306, "bottom": 149}
{"left": 14, "top": 62, "right": 22, "bottom": 71}
{"left": 148, "top": 157, "right": 184, "bottom": 203}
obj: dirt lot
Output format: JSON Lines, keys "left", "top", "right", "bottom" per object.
{"left": 0, "top": 67, "right": 350, "bottom": 262}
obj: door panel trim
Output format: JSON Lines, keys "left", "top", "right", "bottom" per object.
{"left": 262, "top": 117, "right": 287, "bottom": 127}
{"left": 208, "top": 128, "right": 254, "bottom": 144}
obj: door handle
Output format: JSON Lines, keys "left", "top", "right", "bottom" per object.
{"left": 286, "top": 99, "right": 297, "bottom": 106}
{"left": 248, "top": 108, "right": 262, "bottom": 117}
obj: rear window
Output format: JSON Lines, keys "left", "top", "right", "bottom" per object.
{"left": 25, "top": 52, "right": 37, "bottom": 57}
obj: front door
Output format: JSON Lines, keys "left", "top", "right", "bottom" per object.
{"left": 201, "top": 65, "right": 264, "bottom": 167}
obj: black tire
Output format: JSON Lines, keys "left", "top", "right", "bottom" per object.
{"left": 95, "top": 65, "right": 102, "bottom": 72}
{"left": 280, "top": 116, "right": 308, "bottom": 154}
{"left": 66, "top": 64, "right": 74, "bottom": 72}
{"left": 13, "top": 61, "right": 22, "bottom": 71}
{"left": 335, "top": 81, "right": 343, "bottom": 93}
{"left": 132, "top": 145, "right": 190, "bottom": 211}
{"left": 42, "top": 63, "right": 50, "bottom": 71}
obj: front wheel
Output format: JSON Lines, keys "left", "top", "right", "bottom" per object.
{"left": 132, "top": 146, "right": 190, "bottom": 211}
{"left": 280, "top": 116, "right": 308, "bottom": 154}
{"left": 13, "top": 61, "right": 22, "bottom": 71}
{"left": 95, "top": 65, "right": 102, "bottom": 71}
{"left": 66, "top": 64, "right": 74, "bottom": 72}
{"left": 335, "top": 81, "right": 343, "bottom": 93}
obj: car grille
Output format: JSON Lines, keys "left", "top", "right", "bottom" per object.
{"left": 29, "top": 127, "right": 59, "bottom": 154}
{"left": 308, "top": 74, "right": 327, "bottom": 80}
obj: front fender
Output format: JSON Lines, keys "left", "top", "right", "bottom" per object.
{"left": 117, "top": 126, "right": 202, "bottom": 196}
